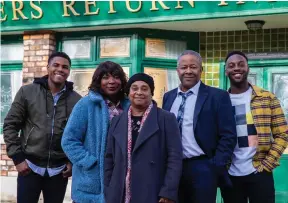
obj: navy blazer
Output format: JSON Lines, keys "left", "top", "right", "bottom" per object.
{"left": 162, "top": 82, "right": 237, "bottom": 167}
{"left": 104, "top": 104, "right": 182, "bottom": 203}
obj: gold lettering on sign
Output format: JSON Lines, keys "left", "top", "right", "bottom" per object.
{"left": 150, "top": 0, "right": 170, "bottom": 11}
{"left": 175, "top": 0, "right": 194, "bottom": 9}
{"left": 0, "top": 1, "right": 7, "bottom": 22}
{"left": 12, "top": 1, "right": 28, "bottom": 20}
{"left": 218, "top": 1, "right": 228, "bottom": 6}
{"left": 108, "top": 0, "right": 116, "bottom": 14}
{"left": 62, "top": 1, "right": 80, "bottom": 17}
{"left": 84, "top": 1, "right": 99, "bottom": 16}
{"left": 126, "top": 0, "right": 142, "bottom": 13}
{"left": 30, "top": 1, "right": 43, "bottom": 19}
{"left": 236, "top": 1, "right": 245, "bottom": 4}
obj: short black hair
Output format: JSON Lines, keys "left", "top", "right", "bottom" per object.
{"left": 225, "top": 51, "right": 248, "bottom": 63}
{"left": 88, "top": 61, "right": 127, "bottom": 100}
{"left": 48, "top": 51, "right": 71, "bottom": 66}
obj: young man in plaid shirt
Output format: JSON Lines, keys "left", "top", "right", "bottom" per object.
{"left": 221, "top": 51, "right": 288, "bottom": 203}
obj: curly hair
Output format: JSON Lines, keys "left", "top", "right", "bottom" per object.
{"left": 88, "top": 61, "right": 128, "bottom": 101}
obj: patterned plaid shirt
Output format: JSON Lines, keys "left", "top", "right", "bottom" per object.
{"left": 105, "top": 100, "right": 123, "bottom": 121}
{"left": 247, "top": 85, "right": 288, "bottom": 172}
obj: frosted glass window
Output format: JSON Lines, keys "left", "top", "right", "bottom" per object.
{"left": 100, "top": 37, "right": 130, "bottom": 58}
{"left": 1, "top": 71, "right": 22, "bottom": 127}
{"left": 144, "top": 67, "right": 179, "bottom": 107}
{"left": 62, "top": 40, "right": 91, "bottom": 59}
{"left": 145, "top": 38, "right": 187, "bottom": 59}
{"left": 1, "top": 44, "right": 24, "bottom": 61}
{"left": 69, "top": 69, "right": 95, "bottom": 96}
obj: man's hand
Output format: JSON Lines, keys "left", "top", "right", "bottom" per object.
{"left": 159, "top": 197, "right": 174, "bottom": 203}
{"left": 16, "top": 161, "right": 30, "bottom": 176}
{"left": 62, "top": 162, "right": 72, "bottom": 178}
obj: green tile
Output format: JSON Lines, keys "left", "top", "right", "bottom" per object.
{"left": 214, "top": 37, "right": 220, "bottom": 44}
{"left": 221, "top": 44, "right": 228, "bottom": 50}
{"left": 256, "top": 48, "right": 263, "bottom": 52}
{"left": 214, "top": 32, "right": 220, "bottom": 36}
{"left": 221, "top": 36, "right": 227, "bottom": 43}
{"left": 205, "top": 73, "right": 213, "bottom": 79}
{"left": 213, "top": 73, "right": 219, "bottom": 79}
{"left": 228, "top": 43, "right": 234, "bottom": 50}
{"left": 278, "top": 47, "right": 286, "bottom": 51}
{"left": 278, "top": 34, "right": 285, "bottom": 41}
{"left": 249, "top": 42, "right": 256, "bottom": 50}
{"left": 264, "top": 29, "right": 271, "bottom": 34}
{"left": 263, "top": 42, "right": 271, "bottom": 49}
{"left": 200, "top": 32, "right": 206, "bottom": 37}
{"left": 242, "top": 49, "right": 249, "bottom": 53}
{"left": 256, "top": 34, "right": 263, "bottom": 42}
{"left": 242, "top": 35, "right": 249, "bottom": 42}
{"left": 214, "top": 65, "right": 220, "bottom": 73}
{"left": 221, "top": 51, "right": 228, "bottom": 58}
{"left": 242, "top": 43, "right": 249, "bottom": 49}
{"left": 271, "top": 47, "right": 278, "bottom": 52}
{"left": 207, "top": 32, "right": 214, "bottom": 37}
{"left": 207, "top": 66, "right": 214, "bottom": 72}
{"left": 235, "top": 35, "right": 241, "bottom": 42}
{"left": 207, "top": 58, "right": 213, "bottom": 64}
{"left": 235, "top": 31, "right": 242, "bottom": 35}
{"left": 214, "top": 51, "right": 221, "bottom": 58}
{"left": 207, "top": 44, "right": 214, "bottom": 50}
{"left": 249, "top": 34, "right": 256, "bottom": 42}
{"left": 207, "top": 37, "right": 214, "bottom": 43}
{"left": 228, "top": 31, "right": 235, "bottom": 36}
{"left": 278, "top": 41, "right": 285, "bottom": 47}
{"left": 200, "top": 51, "right": 206, "bottom": 58}
{"left": 256, "top": 42, "right": 263, "bottom": 49}
{"left": 214, "top": 43, "right": 220, "bottom": 50}
{"left": 264, "top": 35, "right": 271, "bottom": 42}
{"left": 234, "top": 43, "right": 241, "bottom": 50}
{"left": 271, "top": 29, "right": 278, "bottom": 34}
{"left": 228, "top": 36, "right": 234, "bottom": 43}
{"left": 271, "top": 41, "right": 278, "bottom": 48}
{"left": 207, "top": 51, "right": 213, "bottom": 58}
{"left": 272, "top": 34, "right": 278, "bottom": 41}
{"left": 213, "top": 80, "right": 219, "bottom": 87}
{"left": 221, "top": 31, "right": 228, "bottom": 36}
{"left": 205, "top": 80, "right": 213, "bottom": 86}
{"left": 242, "top": 30, "right": 249, "bottom": 35}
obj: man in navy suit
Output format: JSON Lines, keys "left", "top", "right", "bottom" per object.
{"left": 162, "top": 50, "right": 237, "bottom": 203}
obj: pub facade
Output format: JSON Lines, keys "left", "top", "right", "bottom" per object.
{"left": 1, "top": 1, "right": 288, "bottom": 202}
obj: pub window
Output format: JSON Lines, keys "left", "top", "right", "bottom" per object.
{"left": 1, "top": 44, "right": 23, "bottom": 61}
{"left": 145, "top": 38, "right": 187, "bottom": 59}
{"left": 144, "top": 67, "right": 179, "bottom": 107}
{"left": 1, "top": 70, "right": 22, "bottom": 130}
{"left": 99, "top": 37, "right": 130, "bottom": 58}
{"left": 69, "top": 66, "right": 130, "bottom": 96}
{"left": 62, "top": 39, "right": 92, "bottom": 59}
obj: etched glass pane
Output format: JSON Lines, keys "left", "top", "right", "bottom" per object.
{"left": 272, "top": 74, "right": 288, "bottom": 121}
{"left": 69, "top": 69, "right": 95, "bottom": 96}
{"left": 62, "top": 40, "right": 91, "bottom": 59}
{"left": 145, "top": 38, "right": 187, "bottom": 59}
{"left": 100, "top": 37, "right": 130, "bottom": 58}
{"left": 144, "top": 67, "right": 178, "bottom": 107}
{"left": 1, "top": 44, "right": 23, "bottom": 61}
{"left": 1, "top": 71, "right": 22, "bottom": 127}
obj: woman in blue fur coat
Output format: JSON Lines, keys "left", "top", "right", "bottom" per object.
{"left": 62, "top": 61, "right": 130, "bottom": 203}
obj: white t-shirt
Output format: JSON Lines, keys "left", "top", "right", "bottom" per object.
{"left": 229, "top": 87, "right": 258, "bottom": 176}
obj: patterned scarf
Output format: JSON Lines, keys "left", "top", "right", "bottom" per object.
{"left": 105, "top": 99, "right": 123, "bottom": 121}
{"left": 124, "top": 102, "right": 153, "bottom": 203}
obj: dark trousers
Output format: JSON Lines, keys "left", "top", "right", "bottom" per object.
{"left": 179, "top": 157, "right": 218, "bottom": 203}
{"left": 221, "top": 171, "right": 275, "bottom": 203}
{"left": 17, "top": 171, "right": 68, "bottom": 203}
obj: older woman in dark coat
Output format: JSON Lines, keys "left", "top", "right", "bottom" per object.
{"left": 104, "top": 73, "right": 182, "bottom": 203}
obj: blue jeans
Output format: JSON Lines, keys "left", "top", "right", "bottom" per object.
{"left": 17, "top": 171, "right": 68, "bottom": 203}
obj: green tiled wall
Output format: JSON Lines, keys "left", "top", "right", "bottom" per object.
{"left": 199, "top": 28, "right": 288, "bottom": 87}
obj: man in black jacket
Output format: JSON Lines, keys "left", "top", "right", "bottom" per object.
{"left": 3, "top": 51, "right": 81, "bottom": 203}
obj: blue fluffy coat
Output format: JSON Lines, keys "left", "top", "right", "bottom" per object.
{"left": 62, "top": 91, "right": 130, "bottom": 203}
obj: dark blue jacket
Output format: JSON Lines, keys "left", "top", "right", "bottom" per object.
{"left": 163, "top": 82, "right": 237, "bottom": 185}
{"left": 104, "top": 104, "right": 182, "bottom": 203}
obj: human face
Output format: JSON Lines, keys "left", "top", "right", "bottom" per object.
{"left": 225, "top": 54, "right": 249, "bottom": 85}
{"left": 47, "top": 56, "right": 70, "bottom": 86}
{"left": 129, "top": 81, "right": 152, "bottom": 109}
{"left": 177, "top": 54, "right": 202, "bottom": 91}
{"left": 100, "top": 73, "right": 122, "bottom": 97}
